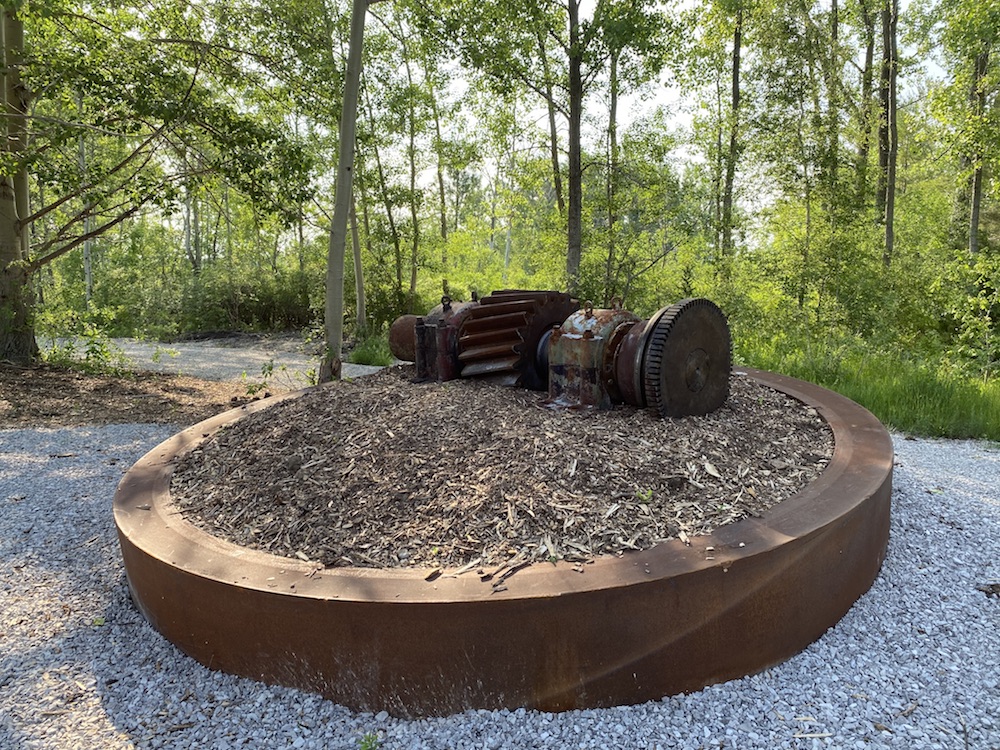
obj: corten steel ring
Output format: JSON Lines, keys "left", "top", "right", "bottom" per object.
{"left": 114, "top": 369, "right": 893, "bottom": 717}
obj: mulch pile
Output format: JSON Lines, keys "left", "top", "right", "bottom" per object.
{"left": 171, "top": 365, "right": 833, "bottom": 572}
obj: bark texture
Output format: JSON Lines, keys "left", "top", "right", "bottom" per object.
{"left": 0, "top": 10, "right": 38, "bottom": 364}
{"left": 321, "top": 0, "right": 368, "bottom": 382}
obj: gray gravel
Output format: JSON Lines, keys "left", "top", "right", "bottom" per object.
{"left": 40, "top": 335, "right": 386, "bottom": 385}
{"left": 1, "top": 424, "right": 998, "bottom": 749}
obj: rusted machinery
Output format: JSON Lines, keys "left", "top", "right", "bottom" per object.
{"left": 388, "top": 290, "right": 731, "bottom": 417}
{"left": 388, "top": 290, "right": 578, "bottom": 389}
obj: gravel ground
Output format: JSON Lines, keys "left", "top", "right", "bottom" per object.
{"left": 40, "top": 335, "right": 386, "bottom": 386}
{"left": 2, "top": 425, "right": 998, "bottom": 749}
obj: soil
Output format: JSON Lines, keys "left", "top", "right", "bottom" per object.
{"left": 0, "top": 363, "right": 257, "bottom": 428}
{"left": 170, "top": 365, "right": 834, "bottom": 574}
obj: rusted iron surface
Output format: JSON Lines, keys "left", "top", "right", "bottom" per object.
{"left": 547, "top": 303, "right": 640, "bottom": 409}
{"left": 409, "top": 297, "right": 481, "bottom": 382}
{"left": 456, "top": 290, "right": 578, "bottom": 390}
{"left": 389, "top": 290, "right": 578, "bottom": 389}
{"left": 388, "top": 314, "right": 420, "bottom": 363}
{"left": 115, "top": 370, "right": 892, "bottom": 717}
{"left": 611, "top": 317, "right": 650, "bottom": 407}
{"left": 391, "top": 292, "right": 731, "bottom": 416}
{"left": 641, "top": 299, "right": 732, "bottom": 417}
{"left": 545, "top": 298, "right": 731, "bottom": 415}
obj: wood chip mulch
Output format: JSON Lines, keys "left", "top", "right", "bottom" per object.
{"left": 170, "top": 365, "right": 834, "bottom": 573}
{"left": 0, "top": 363, "right": 253, "bottom": 428}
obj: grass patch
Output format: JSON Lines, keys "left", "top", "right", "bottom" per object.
{"left": 745, "top": 338, "right": 1000, "bottom": 441}
{"left": 348, "top": 333, "right": 395, "bottom": 367}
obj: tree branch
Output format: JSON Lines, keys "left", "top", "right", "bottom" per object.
{"left": 20, "top": 127, "right": 165, "bottom": 227}
{"left": 21, "top": 48, "right": 205, "bottom": 228}
{"left": 27, "top": 204, "right": 143, "bottom": 273}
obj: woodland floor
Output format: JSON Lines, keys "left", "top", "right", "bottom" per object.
{"left": 0, "top": 362, "right": 255, "bottom": 428}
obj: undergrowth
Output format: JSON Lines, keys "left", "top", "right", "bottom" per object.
{"left": 348, "top": 332, "right": 395, "bottom": 367}
{"left": 743, "top": 336, "right": 1000, "bottom": 441}
{"left": 42, "top": 325, "right": 131, "bottom": 376}
{"left": 36, "top": 319, "right": 1000, "bottom": 442}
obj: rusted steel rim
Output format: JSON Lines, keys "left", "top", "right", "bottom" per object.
{"left": 114, "top": 368, "right": 893, "bottom": 717}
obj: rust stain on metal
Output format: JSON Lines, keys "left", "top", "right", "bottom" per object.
{"left": 388, "top": 315, "right": 420, "bottom": 363}
{"left": 392, "top": 291, "right": 732, "bottom": 418}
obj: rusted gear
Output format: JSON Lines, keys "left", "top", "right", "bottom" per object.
{"left": 457, "top": 290, "right": 578, "bottom": 389}
{"left": 642, "top": 298, "right": 732, "bottom": 417}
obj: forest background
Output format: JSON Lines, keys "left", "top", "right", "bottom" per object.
{"left": 0, "top": 0, "right": 998, "bottom": 438}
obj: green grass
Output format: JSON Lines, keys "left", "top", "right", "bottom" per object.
{"left": 348, "top": 333, "right": 395, "bottom": 367}
{"left": 745, "top": 340, "right": 1000, "bottom": 441}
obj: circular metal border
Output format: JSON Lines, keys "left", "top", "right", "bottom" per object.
{"left": 114, "top": 369, "right": 893, "bottom": 717}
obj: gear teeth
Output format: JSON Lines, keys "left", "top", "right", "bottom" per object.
{"left": 456, "top": 290, "right": 577, "bottom": 389}
{"left": 643, "top": 298, "right": 732, "bottom": 417}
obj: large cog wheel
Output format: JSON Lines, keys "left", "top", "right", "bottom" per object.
{"left": 642, "top": 298, "right": 732, "bottom": 417}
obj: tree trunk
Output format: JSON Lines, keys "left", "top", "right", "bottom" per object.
{"left": 194, "top": 192, "right": 202, "bottom": 271}
{"left": 0, "top": 9, "right": 38, "bottom": 364}
{"left": 969, "top": 160, "right": 983, "bottom": 256}
{"left": 427, "top": 72, "right": 449, "bottom": 292}
{"left": 503, "top": 122, "right": 515, "bottom": 283}
{"left": 205, "top": 204, "right": 217, "bottom": 267}
{"left": 270, "top": 227, "right": 280, "bottom": 275}
{"left": 721, "top": 5, "right": 743, "bottom": 265}
{"left": 881, "top": 0, "right": 898, "bottom": 267}
{"left": 451, "top": 168, "right": 463, "bottom": 231}
{"left": 538, "top": 29, "right": 565, "bottom": 216}
{"left": 402, "top": 45, "right": 420, "bottom": 314}
{"left": 603, "top": 48, "right": 620, "bottom": 305}
{"left": 503, "top": 223, "right": 512, "bottom": 284}
{"left": 294, "top": 113, "right": 306, "bottom": 274}
{"left": 357, "top": 168, "right": 376, "bottom": 325}
{"left": 297, "top": 209, "right": 305, "bottom": 273}
{"left": 224, "top": 184, "right": 233, "bottom": 265}
{"left": 713, "top": 79, "right": 723, "bottom": 256}
{"left": 855, "top": 0, "right": 876, "bottom": 205}
{"left": 358, "top": 170, "right": 374, "bottom": 258}
{"left": 433, "top": 127, "right": 447, "bottom": 244}
{"left": 566, "top": 0, "right": 583, "bottom": 293}
{"left": 969, "top": 50, "right": 989, "bottom": 256}
{"left": 365, "top": 86, "right": 403, "bottom": 299}
{"left": 489, "top": 176, "right": 497, "bottom": 254}
{"left": 827, "top": 0, "right": 840, "bottom": 195}
{"left": 949, "top": 161, "right": 973, "bottom": 252}
{"left": 796, "top": 108, "right": 812, "bottom": 310}
{"left": 350, "top": 193, "right": 367, "bottom": 334}
{"left": 321, "top": 0, "right": 368, "bottom": 383}
{"left": 184, "top": 186, "right": 202, "bottom": 274}
{"left": 78, "top": 95, "right": 94, "bottom": 306}
{"left": 876, "top": 44, "right": 888, "bottom": 217}
{"left": 823, "top": 0, "right": 842, "bottom": 277}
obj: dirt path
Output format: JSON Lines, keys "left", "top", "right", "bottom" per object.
{"left": 44, "top": 334, "right": 386, "bottom": 387}
{"left": 2, "top": 334, "right": 389, "bottom": 428}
